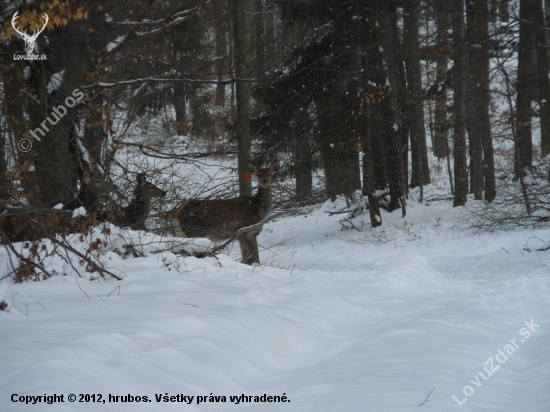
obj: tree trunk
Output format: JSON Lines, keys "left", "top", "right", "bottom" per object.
{"left": 366, "top": 6, "right": 404, "bottom": 212}
{"left": 0, "top": 118, "right": 7, "bottom": 201}
{"left": 466, "top": 0, "right": 494, "bottom": 201}
{"left": 294, "top": 106, "right": 312, "bottom": 200}
{"left": 377, "top": 2, "right": 407, "bottom": 213}
{"left": 3, "top": 69, "right": 30, "bottom": 201}
{"left": 362, "top": 105, "right": 382, "bottom": 227}
{"left": 433, "top": 0, "right": 450, "bottom": 159}
{"left": 214, "top": 2, "right": 228, "bottom": 107}
{"left": 173, "top": 80, "right": 187, "bottom": 134}
{"left": 515, "top": 0, "right": 534, "bottom": 178}
{"left": 534, "top": 0, "right": 550, "bottom": 157}
{"left": 265, "top": 0, "right": 275, "bottom": 70}
{"left": 452, "top": 0, "right": 469, "bottom": 206}
{"left": 232, "top": 0, "right": 259, "bottom": 264}
{"left": 370, "top": 105, "right": 388, "bottom": 190}
{"left": 499, "top": 0, "right": 509, "bottom": 22}
{"left": 254, "top": 0, "right": 266, "bottom": 77}
{"left": 83, "top": 95, "right": 106, "bottom": 162}
{"left": 403, "top": 0, "right": 431, "bottom": 188}
{"left": 31, "top": 22, "right": 90, "bottom": 207}
{"left": 464, "top": 56, "right": 482, "bottom": 198}
{"left": 390, "top": 2, "right": 410, "bottom": 194}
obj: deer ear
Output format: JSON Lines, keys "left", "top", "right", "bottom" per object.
{"left": 270, "top": 161, "right": 281, "bottom": 173}
{"left": 248, "top": 162, "right": 258, "bottom": 173}
{"left": 136, "top": 173, "right": 146, "bottom": 185}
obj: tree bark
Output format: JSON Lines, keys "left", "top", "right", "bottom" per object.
{"left": 376, "top": 2, "right": 406, "bottom": 213}
{"left": 499, "top": 0, "right": 509, "bottom": 22}
{"left": 534, "top": 0, "right": 550, "bottom": 157}
{"left": 389, "top": 2, "right": 410, "bottom": 194}
{"left": 433, "top": 0, "right": 451, "bottom": 159}
{"left": 366, "top": 6, "right": 404, "bottom": 212}
{"left": 254, "top": 0, "right": 266, "bottom": 77}
{"left": 515, "top": 0, "right": 534, "bottom": 177}
{"left": 214, "top": 2, "right": 228, "bottom": 107}
{"left": 403, "top": 0, "right": 431, "bottom": 188}
{"left": 31, "top": 21, "right": 90, "bottom": 207}
{"left": 362, "top": 106, "right": 382, "bottom": 227}
{"left": 294, "top": 106, "right": 312, "bottom": 200}
{"left": 466, "top": 0, "right": 495, "bottom": 202}
{"left": 451, "top": 0, "right": 469, "bottom": 206}
{"left": 232, "top": 0, "right": 259, "bottom": 264}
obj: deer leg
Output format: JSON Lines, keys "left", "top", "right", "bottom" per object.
{"left": 238, "top": 233, "right": 261, "bottom": 265}
{"left": 238, "top": 233, "right": 254, "bottom": 265}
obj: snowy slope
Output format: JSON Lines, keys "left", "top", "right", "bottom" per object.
{"left": 1, "top": 200, "right": 549, "bottom": 412}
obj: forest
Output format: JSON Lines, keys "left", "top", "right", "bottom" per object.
{"left": 0, "top": 1, "right": 549, "bottom": 411}
{"left": 0, "top": 0, "right": 549, "bottom": 268}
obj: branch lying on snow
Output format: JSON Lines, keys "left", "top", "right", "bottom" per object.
{"left": 0, "top": 206, "right": 122, "bottom": 282}
{"left": 184, "top": 213, "right": 283, "bottom": 259}
{"left": 418, "top": 388, "right": 436, "bottom": 407}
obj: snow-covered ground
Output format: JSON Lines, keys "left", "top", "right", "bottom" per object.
{"left": 1, "top": 199, "right": 549, "bottom": 411}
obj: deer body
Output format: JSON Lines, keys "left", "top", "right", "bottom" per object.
{"left": 169, "top": 161, "right": 280, "bottom": 262}
{"left": 0, "top": 209, "right": 95, "bottom": 244}
{"left": 1, "top": 171, "right": 109, "bottom": 243}
{"left": 104, "top": 173, "right": 166, "bottom": 230}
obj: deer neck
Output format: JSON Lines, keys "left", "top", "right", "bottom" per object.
{"left": 255, "top": 185, "right": 273, "bottom": 218}
{"left": 135, "top": 191, "right": 151, "bottom": 217}
{"left": 122, "top": 189, "right": 149, "bottom": 219}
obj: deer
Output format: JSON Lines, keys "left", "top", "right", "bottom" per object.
{"left": 0, "top": 170, "right": 113, "bottom": 244}
{"left": 63, "top": 169, "right": 115, "bottom": 216}
{"left": 167, "top": 161, "right": 280, "bottom": 264}
{"left": 99, "top": 173, "right": 166, "bottom": 230}
{"left": 12, "top": 11, "right": 49, "bottom": 55}
{"left": 0, "top": 208, "right": 96, "bottom": 244}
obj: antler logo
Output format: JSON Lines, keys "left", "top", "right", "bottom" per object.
{"left": 12, "top": 11, "right": 49, "bottom": 55}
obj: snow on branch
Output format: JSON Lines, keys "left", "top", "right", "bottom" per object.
{"left": 105, "top": 0, "right": 211, "bottom": 54}
{"left": 84, "top": 76, "right": 254, "bottom": 90}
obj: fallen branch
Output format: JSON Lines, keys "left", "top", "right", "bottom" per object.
{"left": 187, "top": 213, "right": 283, "bottom": 259}
{"left": 418, "top": 388, "right": 436, "bottom": 407}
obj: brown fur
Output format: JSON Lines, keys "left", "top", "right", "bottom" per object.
{"left": 168, "top": 161, "right": 280, "bottom": 262}
{"left": 63, "top": 169, "right": 115, "bottom": 215}
{"left": 0, "top": 209, "right": 96, "bottom": 243}
{"left": 100, "top": 173, "right": 166, "bottom": 230}
{"left": 1, "top": 170, "right": 113, "bottom": 243}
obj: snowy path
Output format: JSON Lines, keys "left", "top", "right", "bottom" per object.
{"left": 1, "top": 203, "right": 549, "bottom": 411}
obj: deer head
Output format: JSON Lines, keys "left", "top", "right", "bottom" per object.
{"left": 12, "top": 11, "right": 49, "bottom": 55}
{"left": 249, "top": 160, "right": 280, "bottom": 189}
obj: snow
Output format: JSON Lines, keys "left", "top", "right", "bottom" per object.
{"left": 106, "top": 35, "right": 127, "bottom": 53}
{"left": 47, "top": 70, "right": 65, "bottom": 94}
{"left": 1, "top": 200, "right": 549, "bottom": 411}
